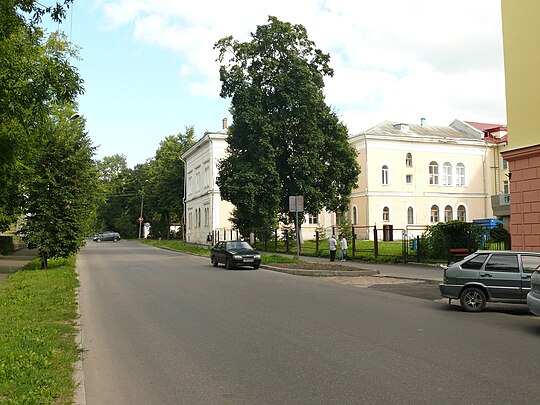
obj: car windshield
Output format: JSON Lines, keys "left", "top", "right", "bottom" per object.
{"left": 227, "top": 241, "right": 252, "bottom": 250}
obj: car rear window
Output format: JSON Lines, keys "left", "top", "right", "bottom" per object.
{"left": 521, "top": 255, "right": 540, "bottom": 274}
{"left": 461, "top": 254, "right": 489, "bottom": 269}
{"left": 484, "top": 254, "right": 519, "bottom": 273}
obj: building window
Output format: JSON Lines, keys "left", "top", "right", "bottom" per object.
{"left": 383, "top": 206, "right": 390, "bottom": 221}
{"left": 430, "top": 205, "right": 439, "bottom": 223}
{"left": 429, "top": 161, "right": 439, "bottom": 185}
{"left": 456, "top": 163, "right": 465, "bottom": 186}
{"left": 352, "top": 206, "right": 358, "bottom": 225}
{"left": 457, "top": 205, "right": 466, "bottom": 221}
{"left": 406, "top": 174, "right": 413, "bottom": 184}
{"left": 307, "top": 213, "right": 318, "bottom": 225}
{"left": 382, "top": 165, "right": 389, "bottom": 185}
{"left": 444, "top": 205, "right": 453, "bottom": 222}
{"left": 406, "top": 153, "right": 413, "bottom": 167}
{"left": 503, "top": 180, "right": 509, "bottom": 194}
{"left": 442, "top": 162, "right": 452, "bottom": 186}
{"left": 407, "top": 207, "right": 414, "bottom": 225}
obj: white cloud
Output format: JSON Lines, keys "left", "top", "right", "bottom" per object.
{"left": 96, "top": 0, "right": 506, "bottom": 131}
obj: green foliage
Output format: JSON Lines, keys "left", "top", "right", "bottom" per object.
{"left": 0, "top": 256, "right": 80, "bottom": 404}
{"left": 0, "top": 2, "right": 83, "bottom": 233}
{"left": 489, "top": 223, "right": 510, "bottom": 243}
{"left": 215, "top": 16, "right": 360, "bottom": 236}
{"left": 422, "top": 220, "right": 484, "bottom": 259}
{"left": 0, "top": 236, "right": 15, "bottom": 255}
{"left": 20, "top": 105, "right": 100, "bottom": 269}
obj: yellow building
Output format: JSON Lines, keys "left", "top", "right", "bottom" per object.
{"left": 501, "top": 0, "right": 540, "bottom": 251}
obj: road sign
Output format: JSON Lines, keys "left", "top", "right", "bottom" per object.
{"left": 289, "top": 195, "right": 304, "bottom": 212}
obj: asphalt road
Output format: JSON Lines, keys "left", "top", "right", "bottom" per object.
{"left": 78, "top": 240, "right": 540, "bottom": 404}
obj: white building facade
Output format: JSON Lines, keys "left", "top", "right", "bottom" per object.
{"left": 181, "top": 123, "right": 235, "bottom": 244}
{"left": 182, "top": 120, "right": 506, "bottom": 243}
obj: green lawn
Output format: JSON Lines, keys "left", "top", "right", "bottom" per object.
{"left": 0, "top": 257, "right": 80, "bottom": 404}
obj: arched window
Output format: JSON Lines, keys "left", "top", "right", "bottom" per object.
{"left": 382, "top": 165, "right": 389, "bottom": 185}
{"left": 383, "top": 206, "right": 390, "bottom": 221}
{"left": 443, "top": 162, "right": 452, "bottom": 186}
{"left": 456, "top": 163, "right": 465, "bottom": 186}
{"left": 406, "top": 153, "right": 413, "bottom": 167}
{"left": 430, "top": 205, "right": 439, "bottom": 223}
{"left": 407, "top": 207, "right": 414, "bottom": 224}
{"left": 429, "top": 161, "right": 439, "bottom": 185}
{"left": 352, "top": 206, "right": 358, "bottom": 225}
{"left": 457, "top": 205, "right": 466, "bottom": 221}
{"left": 444, "top": 205, "right": 453, "bottom": 222}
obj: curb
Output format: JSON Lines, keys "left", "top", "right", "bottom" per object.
{"left": 261, "top": 264, "right": 379, "bottom": 277}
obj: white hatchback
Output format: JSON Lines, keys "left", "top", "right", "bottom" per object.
{"left": 527, "top": 270, "right": 540, "bottom": 316}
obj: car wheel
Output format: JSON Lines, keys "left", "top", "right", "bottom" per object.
{"left": 460, "top": 287, "right": 487, "bottom": 312}
{"left": 225, "top": 258, "right": 234, "bottom": 270}
{"left": 253, "top": 264, "right": 260, "bottom": 270}
{"left": 211, "top": 256, "right": 218, "bottom": 267}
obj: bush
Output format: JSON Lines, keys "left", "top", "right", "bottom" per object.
{"left": 0, "top": 236, "right": 14, "bottom": 255}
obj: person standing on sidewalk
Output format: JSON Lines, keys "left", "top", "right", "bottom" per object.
{"left": 340, "top": 235, "right": 348, "bottom": 261}
{"left": 328, "top": 234, "right": 337, "bottom": 261}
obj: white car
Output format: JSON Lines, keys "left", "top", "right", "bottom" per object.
{"left": 527, "top": 270, "right": 540, "bottom": 316}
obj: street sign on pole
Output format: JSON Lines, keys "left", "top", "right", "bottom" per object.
{"left": 289, "top": 196, "right": 304, "bottom": 212}
{"left": 288, "top": 196, "right": 304, "bottom": 259}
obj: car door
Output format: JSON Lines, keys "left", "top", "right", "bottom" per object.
{"left": 216, "top": 242, "right": 226, "bottom": 264}
{"left": 480, "top": 253, "right": 521, "bottom": 300}
{"left": 520, "top": 254, "right": 540, "bottom": 298}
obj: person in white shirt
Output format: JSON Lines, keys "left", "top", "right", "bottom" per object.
{"left": 340, "top": 235, "right": 348, "bottom": 261}
{"left": 328, "top": 234, "right": 337, "bottom": 261}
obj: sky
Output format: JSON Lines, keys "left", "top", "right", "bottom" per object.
{"left": 47, "top": 0, "right": 506, "bottom": 167}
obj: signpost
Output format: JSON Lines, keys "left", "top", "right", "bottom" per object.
{"left": 289, "top": 196, "right": 304, "bottom": 259}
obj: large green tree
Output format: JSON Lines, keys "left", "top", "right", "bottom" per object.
{"left": 214, "top": 16, "right": 359, "bottom": 236}
{"left": 20, "top": 105, "right": 100, "bottom": 269}
{"left": 0, "top": 0, "right": 82, "bottom": 231}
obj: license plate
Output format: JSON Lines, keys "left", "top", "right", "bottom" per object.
{"left": 243, "top": 258, "right": 254, "bottom": 262}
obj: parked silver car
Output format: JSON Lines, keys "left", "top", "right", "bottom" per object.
{"left": 527, "top": 270, "right": 540, "bottom": 316}
{"left": 439, "top": 250, "right": 540, "bottom": 312}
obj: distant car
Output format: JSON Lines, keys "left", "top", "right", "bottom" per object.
{"left": 439, "top": 250, "right": 540, "bottom": 312}
{"left": 527, "top": 270, "right": 540, "bottom": 316}
{"left": 93, "top": 231, "right": 121, "bottom": 243}
{"left": 210, "top": 240, "right": 261, "bottom": 270}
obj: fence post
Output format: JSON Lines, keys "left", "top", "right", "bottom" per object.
{"left": 373, "top": 225, "right": 379, "bottom": 257}
{"left": 351, "top": 226, "right": 356, "bottom": 257}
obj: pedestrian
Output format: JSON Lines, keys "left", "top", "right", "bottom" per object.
{"left": 329, "top": 234, "right": 337, "bottom": 262}
{"left": 340, "top": 235, "right": 348, "bottom": 261}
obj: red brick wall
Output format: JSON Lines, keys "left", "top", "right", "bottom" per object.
{"left": 503, "top": 144, "right": 540, "bottom": 251}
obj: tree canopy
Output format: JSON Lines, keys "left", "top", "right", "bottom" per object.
{"left": 214, "top": 16, "right": 360, "bottom": 235}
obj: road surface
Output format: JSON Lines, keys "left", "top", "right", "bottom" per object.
{"left": 78, "top": 240, "right": 540, "bottom": 404}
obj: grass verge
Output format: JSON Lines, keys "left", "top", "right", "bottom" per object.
{"left": 141, "top": 239, "right": 297, "bottom": 265}
{"left": 0, "top": 256, "right": 80, "bottom": 404}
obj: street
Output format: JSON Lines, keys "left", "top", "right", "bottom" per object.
{"left": 78, "top": 240, "right": 540, "bottom": 404}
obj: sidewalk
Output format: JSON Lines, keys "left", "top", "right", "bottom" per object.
{"left": 0, "top": 248, "right": 36, "bottom": 282}
{"left": 274, "top": 253, "right": 444, "bottom": 282}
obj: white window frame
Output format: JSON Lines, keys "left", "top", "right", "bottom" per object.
{"left": 442, "top": 162, "right": 452, "bottom": 186}
{"left": 382, "top": 165, "right": 389, "bottom": 185}
{"left": 429, "top": 161, "right": 439, "bottom": 185}
{"left": 456, "top": 163, "right": 465, "bottom": 186}
{"left": 430, "top": 205, "right": 439, "bottom": 223}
